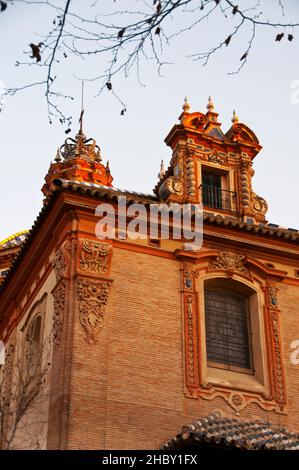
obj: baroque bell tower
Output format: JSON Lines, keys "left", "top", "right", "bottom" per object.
{"left": 155, "top": 97, "right": 268, "bottom": 225}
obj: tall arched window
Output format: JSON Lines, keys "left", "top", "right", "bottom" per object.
{"left": 204, "top": 279, "right": 253, "bottom": 373}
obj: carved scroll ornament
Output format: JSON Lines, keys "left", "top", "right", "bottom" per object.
{"left": 252, "top": 192, "right": 268, "bottom": 216}
{"left": 208, "top": 251, "right": 250, "bottom": 276}
{"left": 79, "top": 240, "right": 112, "bottom": 275}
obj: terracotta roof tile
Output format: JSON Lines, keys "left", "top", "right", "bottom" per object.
{"left": 164, "top": 413, "right": 299, "bottom": 450}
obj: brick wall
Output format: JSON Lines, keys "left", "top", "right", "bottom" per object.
{"left": 62, "top": 245, "right": 299, "bottom": 449}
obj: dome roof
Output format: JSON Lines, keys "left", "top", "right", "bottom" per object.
{"left": 0, "top": 230, "right": 28, "bottom": 250}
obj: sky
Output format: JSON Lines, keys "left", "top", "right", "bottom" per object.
{"left": 0, "top": 0, "right": 298, "bottom": 242}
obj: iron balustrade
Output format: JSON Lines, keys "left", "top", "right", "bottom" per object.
{"left": 200, "top": 185, "right": 237, "bottom": 212}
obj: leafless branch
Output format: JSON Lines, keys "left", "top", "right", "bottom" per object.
{"left": 0, "top": 332, "right": 53, "bottom": 449}
{"left": 1, "top": 0, "right": 298, "bottom": 125}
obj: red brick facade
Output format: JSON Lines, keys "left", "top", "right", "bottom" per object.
{"left": 1, "top": 100, "right": 299, "bottom": 449}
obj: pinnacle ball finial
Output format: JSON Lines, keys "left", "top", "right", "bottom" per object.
{"left": 182, "top": 96, "right": 190, "bottom": 113}
{"left": 207, "top": 96, "right": 215, "bottom": 112}
{"left": 231, "top": 109, "right": 239, "bottom": 124}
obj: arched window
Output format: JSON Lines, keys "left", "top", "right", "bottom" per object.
{"left": 204, "top": 278, "right": 253, "bottom": 373}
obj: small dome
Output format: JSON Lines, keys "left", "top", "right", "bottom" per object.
{"left": 0, "top": 230, "right": 28, "bottom": 250}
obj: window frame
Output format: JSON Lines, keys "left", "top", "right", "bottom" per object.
{"left": 198, "top": 275, "right": 268, "bottom": 393}
{"left": 204, "top": 284, "right": 254, "bottom": 375}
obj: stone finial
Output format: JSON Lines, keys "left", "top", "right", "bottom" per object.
{"left": 158, "top": 159, "right": 165, "bottom": 179}
{"left": 182, "top": 97, "right": 190, "bottom": 113}
{"left": 207, "top": 96, "right": 215, "bottom": 112}
{"left": 231, "top": 109, "right": 239, "bottom": 124}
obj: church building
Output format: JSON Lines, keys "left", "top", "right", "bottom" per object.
{"left": 1, "top": 98, "right": 299, "bottom": 450}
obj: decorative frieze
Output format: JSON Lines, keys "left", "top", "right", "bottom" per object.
{"left": 228, "top": 393, "right": 246, "bottom": 414}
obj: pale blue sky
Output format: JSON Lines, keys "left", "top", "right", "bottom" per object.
{"left": 0, "top": 1, "right": 298, "bottom": 241}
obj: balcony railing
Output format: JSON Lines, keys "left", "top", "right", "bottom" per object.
{"left": 200, "top": 185, "right": 237, "bottom": 212}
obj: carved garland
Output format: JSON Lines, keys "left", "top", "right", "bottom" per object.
{"left": 52, "top": 246, "right": 67, "bottom": 282}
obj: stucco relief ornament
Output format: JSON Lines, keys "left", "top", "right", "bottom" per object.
{"left": 77, "top": 278, "right": 110, "bottom": 344}
{"left": 52, "top": 279, "right": 67, "bottom": 346}
{"left": 208, "top": 153, "right": 224, "bottom": 164}
{"left": 52, "top": 247, "right": 66, "bottom": 282}
{"left": 166, "top": 150, "right": 184, "bottom": 196}
{"left": 227, "top": 393, "right": 246, "bottom": 414}
{"left": 186, "top": 295, "right": 196, "bottom": 385}
{"left": 165, "top": 177, "right": 184, "bottom": 196}
{"left": 80, "top": 240, "right": 111, "bottom": 275}
{"left": 268, "top": 287, "right": 278, "bottom": 307}
{"left": 208, "top": 251, "right": 250, "bottom": 276}
{"left": 252, "top": 192, "right": 268, "bottom": 215}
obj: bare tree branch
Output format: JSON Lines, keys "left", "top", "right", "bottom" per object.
{"left": 1, "top": 0, "right": 298, "bottom": 125}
